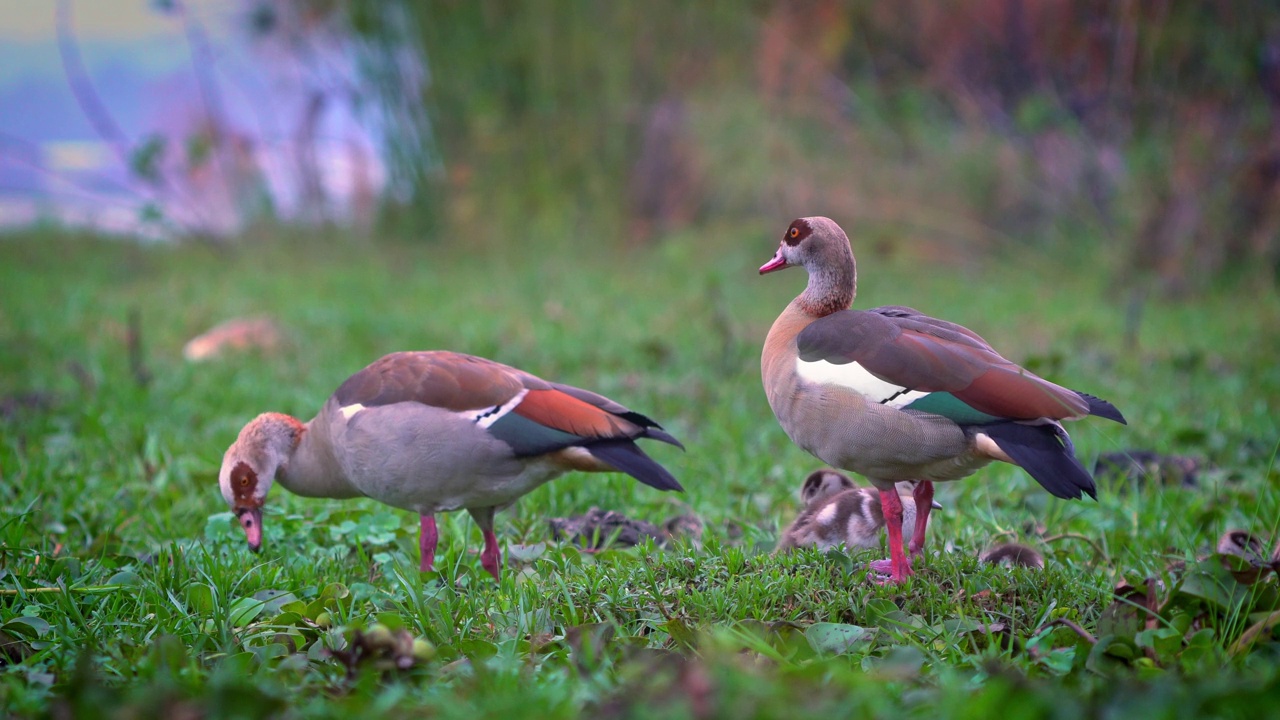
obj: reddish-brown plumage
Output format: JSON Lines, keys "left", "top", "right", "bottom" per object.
{"left": 230, "top": 461, "right": 261, "bottom": 507}
{"left": 784, "top": 218, "right": 813, "bottom": 246}
{"left": 799, "top": 309, "right": 1092, "bottom": 421}
{"left": 512, "top": 388, "right": 636, "bottom": 439}
{"left": 866, "top": 328, "right": 992, "bottom": 387}
{"left": 334, "top": 351, "right": 530, "bottom": 412}
{"left": 957, "top": 367, "right": 1089, "bottom": 420}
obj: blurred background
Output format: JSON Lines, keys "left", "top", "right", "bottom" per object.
{"left": 3, "top": 9, "right": 1280, "bottom": 708}
{"left": 2, "top": 0, "right": 1280, "bottom": 296}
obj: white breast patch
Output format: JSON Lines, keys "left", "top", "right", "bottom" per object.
{"left": 796, "top": 358, "right": 928, "bottom": 408}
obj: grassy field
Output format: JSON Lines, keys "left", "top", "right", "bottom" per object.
{"left": 2, "top": 222, "right": 1279, "bottom": 717}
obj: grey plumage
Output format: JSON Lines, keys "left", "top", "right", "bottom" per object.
{"left": 218, "top": 350, "right": 683, "bottom": 580}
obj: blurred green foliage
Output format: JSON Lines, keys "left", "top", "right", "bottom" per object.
{"left": 334, "top": 1, "right": 1280, "bottom": 290}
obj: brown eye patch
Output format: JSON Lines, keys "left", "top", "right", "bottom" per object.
{"left": 784, "top": 219, "right": 811, "bottom": 246}
{"left": 230, "top": 461, "right": 260, "bottom": 505}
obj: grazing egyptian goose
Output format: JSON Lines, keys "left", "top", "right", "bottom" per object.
{"left": 759, "top": 217, "right": 1126, "bottom": 583}
{"left": 978, "top": 543, "right": 1045, "bottom": 570}
{"left": 776, "top": 469, "right": 940, "bottom": 554}
{"left": 218, "top": 351, "right": 683, "bottom": 579}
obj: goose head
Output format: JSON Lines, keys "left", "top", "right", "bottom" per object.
{"left": 218, "top": 412, "right": 303, "bottom": 551}
{"left": 798, "top": 469, "right": 855, "bottom": 506}
{"left": 759, "top": 216, "right": 852, "bottom": 271}
{"left": 759, "top": 217, "right": 857, "bottom": 315}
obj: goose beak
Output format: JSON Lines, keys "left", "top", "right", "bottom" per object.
{"left": 759, "top": 248, "right": 789, "bottom": 274}
{"left": 931, "top": 500, "right": 943, "bottom": 510}
{"left": 237, "top": 507, "right": 263, "bottom": 552}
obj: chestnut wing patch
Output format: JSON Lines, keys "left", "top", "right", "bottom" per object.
{"left": 333, "top": 351, "right": 529, "bottom": 412}
{"left": 488, "top": 388, "right": 644, "bottom": 458}
{"left": 796, "top": 308, "right": 1090, "bottom": 423}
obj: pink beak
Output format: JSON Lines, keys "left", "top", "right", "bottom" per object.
{"left": 237, "top": 507, "right": 263, "bottom": 552}
{"left": 759, "top": 248, "right": 789, "bottom": 274}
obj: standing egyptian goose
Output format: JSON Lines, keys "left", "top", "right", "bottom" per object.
{"left": 777, "top": 469, "right": 937, "bottom": 554}
{"left": 218, "top": 351, "right": 683, "bottom": 579}
{"left": 759, "top": 217, "right": 1126, "bottom": 583}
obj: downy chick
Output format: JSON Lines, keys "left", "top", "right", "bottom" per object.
{"left": 777, "top": 469, "right": 937, "bottom": 553}
{"left": 978, "top": 542, "right": 1045, "bottom": 570}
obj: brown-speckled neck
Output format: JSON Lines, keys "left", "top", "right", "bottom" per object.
{"left": 796, "top": 238, "right": 856, "bottom": 317}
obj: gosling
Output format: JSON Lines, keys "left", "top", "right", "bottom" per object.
{"left": 777, "top": 469, "right": 937, "bottom": 553}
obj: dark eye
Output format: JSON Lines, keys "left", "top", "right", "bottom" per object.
{"left": 789, "top": 227, "right": 799, "bottom": 239}
{"left": 240, "top": 476, "right": 250, "bottom": 486}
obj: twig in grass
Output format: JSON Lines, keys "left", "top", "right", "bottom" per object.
{"left": 1036, "top": 618, "right": 1096, "bottom": 645}
{"left": 0, "top": 585, "right": 127, "bottom": 596}
{"left": 640, "top": 557, "right": 676, "bottom": 623}
{"left": 1140, "top": 577, "right": 1161, "bottom": 660}
{"left": 127, "top": 308, "right": 152, "bottom": 388}
{"left": 987, "top": 529, "right": 1018, "bottom": 544}
{"left": 1229, "top": 610, "right": 1280, "bottom": 657}
{"left": 1042, "top": 533, "right": 1109, "bottom": 563}
{"left": 1142, "top": 578, "right": 1160, "bottom": 632}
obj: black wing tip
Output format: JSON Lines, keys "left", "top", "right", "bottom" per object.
{"left": 617, "top": 409, "right": 659, "bottom": 427}
{"left": 644, "top": 427, "right": 686, "bottom": 451}
{"left": 614, "top": 409, "right": 685, "bottom": 451}
{"left": 982, "top": 422, "right": 1098, "bottom": 501}
{"left": 1078, "top": 392, "right": 1127, "bottom": 425}
{"left": 586, "top": 440, "right": 685, "bottom": 493}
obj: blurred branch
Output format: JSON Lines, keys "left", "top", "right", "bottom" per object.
{"left": 127, "top": 308, "right": 152, "bottom": 389}
{"left": 0, "top": 131, "right": 137, "bottom": 198}
{"left": 55, "top": 0, "right": 133, "bottom": 168}
{"left": 55, "top": 0, "right": 209, "bottom": 237}
{"left": 170, "top": 0, "right": 237, "bottom": 212}
{"left": 296, "top": 90, "right": 329, "bottom": 223}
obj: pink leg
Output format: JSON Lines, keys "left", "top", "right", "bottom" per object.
{"left": 468, "top": 507, "right": 502, "bottom": 581}
{"left": 868, "top": 489, "right": 913, "bottom": 583}
{"left": 908, "top": 481, "right": 934, "bottom": 557}
{"left": 480, "top": 528, "right": 502, "bottom": 581}
{"left": 419, "top": 515, "right": 438, "bottom": 572}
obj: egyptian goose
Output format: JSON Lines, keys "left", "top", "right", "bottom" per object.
{"left": 759, "top": 217, "right": 1126, "bottom": 583}
{"left": 776, "top": 469, "right": 939, "bottom": 553}
{"left": 218, "top": 351, "right": 683, "bottom": 579}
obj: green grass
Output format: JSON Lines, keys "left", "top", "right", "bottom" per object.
{"left": 2, "top": 224, "right": 1279, "bottom": 717}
